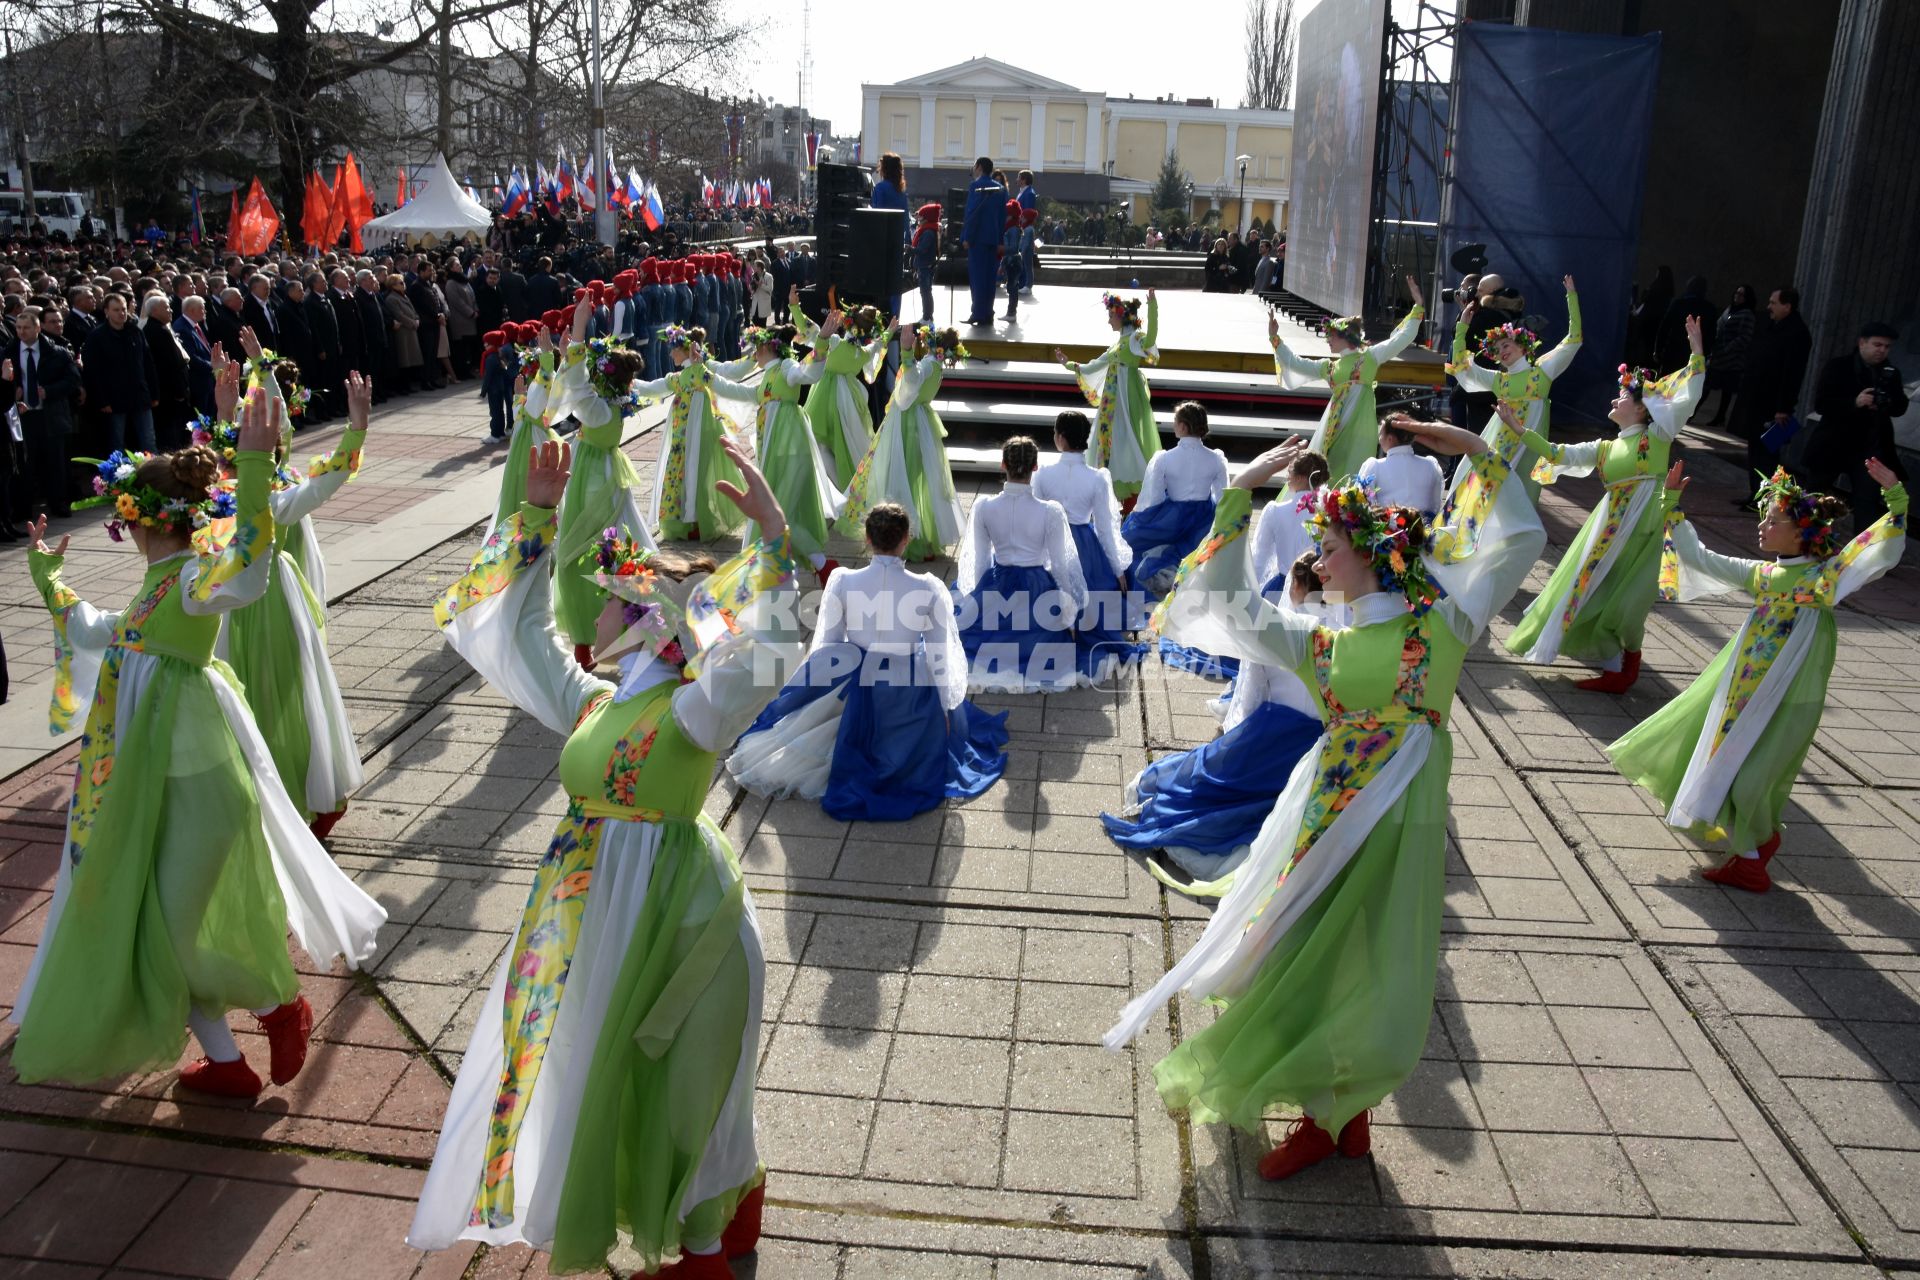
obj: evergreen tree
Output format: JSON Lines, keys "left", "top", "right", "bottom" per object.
{"left": 1148, "top": 152, "right": 1191, "bottom": 229}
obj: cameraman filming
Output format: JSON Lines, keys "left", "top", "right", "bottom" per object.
{"left": 1812, "top": 321, "right": 1909, "bottom": 535}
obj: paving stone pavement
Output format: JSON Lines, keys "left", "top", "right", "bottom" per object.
{"left": 0, "top": 395, "right": 1918, "bottom": 1278}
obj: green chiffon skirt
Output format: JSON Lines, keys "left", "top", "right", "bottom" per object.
{"left": 901, "top": 407, "right": 956, "bottom": 562}
{"left": 1153, "top": 733, "right": 1453, "bottom": 1138}
{"left": 757, "top": 402, "right": 836, "bottom": 562}
{"left": 805, "top": 373, "right": 871, "bottom": 488}
{"left": 548, "top": 815, "right": 759, "bottom": 1273}
{"left": 227, "top": 554, "right": 326, "bottom": 819}
{"left": 1507, "top": 491, "right": 1663, "bottom": 664}
{"left": 1608, "top": 613, "right": 1835, "bottom": 852}
{"left": 12, "top": 657, "right": 298, "bottom": 1084}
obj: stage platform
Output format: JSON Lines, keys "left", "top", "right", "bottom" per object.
{"left": 922, "top": 284, "right": 1448, "bottom": 381}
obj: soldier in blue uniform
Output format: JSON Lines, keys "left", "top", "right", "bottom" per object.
{"left": 962, "top": 156, "right": 1005, "bottom": 327}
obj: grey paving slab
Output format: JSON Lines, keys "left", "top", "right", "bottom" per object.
{"left": 1536, "top": 771, "right": 1920, "bottom": 954}
{"left": 1662, "top": 945, "right": 1920, "bottom": 1265}
{"left": 741, "top": 893, "right": 1185, "bottom": 1233}
{"left": 1188, "top": 935, "right": 1855, "bottom": 1258}
{"left": 1206, "top": 1237, "right": 1880, "bottom": 1278}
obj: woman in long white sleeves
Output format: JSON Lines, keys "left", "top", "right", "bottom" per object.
{"left": 1052, "top": 289, "right": 1161, "bottom": 504}
{"left": 1268, "top": 276, "right": 1426, "bottom": 484}
{"left": 711, "top": 321, "right": 844, "bottom": 574}
{"left": 1032, "top": 410, "right": 1135, "bottom": 681}
{"left": 210, "top": 352, "right": 373, "bottom": 840}
{"left": 1445, "top": 274, "right": 1583, "bottom": 506}
{"left": 629, "top": 324, "right": 749, "bottom": 543}
{"left": 1122, "top": 400, "right": 1231, "bottom": 597}
{"left": 411, "top": 438, "right": 806, "bottom": 1278}
{"left": 9, "top": 389, "right": 385, "bottom": 1099}
{"left": 954, "top": 436, "right": 1087, "bottom": 693}
{"left": 728, "top": 502, "right": 1010, "bottom": 821}
{"left": 840, "top": 321, "right": 968, "bottom": 562}
{"left": 1505, "top": 318, "right": 1705, "bottom": 692}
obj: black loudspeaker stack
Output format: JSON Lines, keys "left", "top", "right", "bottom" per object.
{"left": 806, "top": 162, "right": 910, "bottom": 311}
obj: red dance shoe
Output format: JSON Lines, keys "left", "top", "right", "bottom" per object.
{"left": 722, "top": 1181, "right": 764, "bottom": 1259}
{"left": 1576, "top": 650, "right": 1641, "bottom": 694}
{"left": 649, "top": 1250, "right": 733, "bottom": 1278}
{"left": 1701, "top": 853, "right": 1772, "bottom": 894}
{"left": 255, "top": 995, "right": 314, "bottom": 1085}
{"left": 817, "top": 559, "right": 840, "bottom": 587}
{"left": 1338, "top": 1109, "right": 1371, "bottom": 1158}
{"left": 178, "top": 1055, "right": 264, "bottom": 1098}
{"left": 687, "top": 524, "right": 701, "bottom": 541}
{"left": 1756, "top": 830, "right": 1782, "bottom": 865}
{"left": 308, "top": 807, "right": 347, "bottom": 842}
{"left": 1257, "top": 1115, "right": 1337, "bottom": 1181}
{"left": 574, "top": 643, "right": 597, "bottom": 672}
{"left": 1119, "top": 495, "right": 1139, "bottom": 517}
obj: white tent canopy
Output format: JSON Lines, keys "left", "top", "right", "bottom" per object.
{"left": 359, "top": 153, "right": 490, "bottom": 246}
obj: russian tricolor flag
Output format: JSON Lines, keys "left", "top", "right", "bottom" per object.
{"left": 503, "top": 168, "right": 530, "bottom": 216}
{"left": 640, "top": 180, "right": 665, "bottom": 231}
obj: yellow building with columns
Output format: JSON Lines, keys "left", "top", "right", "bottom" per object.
{"left": 861, "top": 58, "right": 1292, "bottom": 233}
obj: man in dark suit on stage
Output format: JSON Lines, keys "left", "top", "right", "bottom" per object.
{"left": 961, "top": 157, "right": 1006, "bottom": 327}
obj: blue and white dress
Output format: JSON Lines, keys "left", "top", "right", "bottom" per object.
{"left": 1107, "top": 584, "right": 1338, "bottom": 884}
{"left": 728, "top": 556, "right": 1010, "bottom": 820}
{"left": 1032, "top": 449, "right": 1137, "bottom": 682}
{"left": 955, "top": 482, "right": 1088, "bottom": 693}
{"left": 1123, "top": 435, "right": 1230, "bottom": 597}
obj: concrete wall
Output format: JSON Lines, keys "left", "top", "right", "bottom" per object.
{"left": 1629, "top": 0, "right": 1839, "bottom": 313}
{"left": 1047, "top": 103, "right": 1089, "bottom": 166}
{"left": 1114, "top": 120, "right": 1167, "bottom": 184}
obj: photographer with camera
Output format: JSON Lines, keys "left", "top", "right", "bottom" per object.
{"left": 1811, "top": 321, "right": 1909, "bottom": 535}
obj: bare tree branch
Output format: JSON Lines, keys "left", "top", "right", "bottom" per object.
{"left": 1242, "top": 0, "right": 1296, "bottom": 112}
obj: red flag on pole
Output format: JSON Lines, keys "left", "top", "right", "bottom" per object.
{"left": 397, "top": 166, "right": 408, "bottom": 208}
{"left": 226, "top": 187, "right": 241, "bottom": 252}
{"left": 301, "top": 171, "right": 327, "bottom": 248}
{"left": 320, "top": 163, "right": 347, "bottom": 250}
{"left": 233, "top": 177, "right": 280, "bottom": 256}
{"left": 341, "top": 153, "right": 372, "bottom": 253}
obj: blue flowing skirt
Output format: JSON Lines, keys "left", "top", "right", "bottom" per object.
{"left": 1102, "top": 700, "right": 1321, "bottom": 857}
{"left": 957, "top": 563, "right": 1082, "bottom": 691}
{"left": 1069, "top": 522, "right": 1141, "bottom": 680}
{"left": 1123, "top": 497, "right": 1216, "bottom": 597}
{"left": 740, "top": 646, "right": 1010, "bottom": 822}
{"left": 1155, "top": 637, "right": 1240, "bottom": 682}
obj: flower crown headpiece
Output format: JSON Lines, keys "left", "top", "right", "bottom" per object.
{"left": 590, "top": 528, "right": 689, "bottom": 668}
{"left": 743, "top": 325, "right": 790, "bottom": 358}
{"left": 1327, "top": 315, "right": 1366, "bottom": 344}
{"left": 244, "top": 349, "right": 311, "bottom": 420}
{"left": 75, "top": 450, "right": 236, "bottom": 542}
{"left": 1476, "top": 322, "right": 1540, "bottom": 357}
{"left": 660, "top": 324, "right": 703, "bottom": 355}
{"left": 1302, "top": 477, "right": 1434, "bottom": 608}
{"left": 913, "top": 325, "right": 970, "bottom": 364}
{"left": 579, "top": 336, "right": 643, "bottom": 407}
{"left": 1754, "top": 466, "right": 1842, "bottom": 560}
{"left": 1617, "top": 364, "right": 1656, "bottom": 399}
{"left": 191, "top": 415, "right": 303, "bottom": 488}
{"left": 1101, "top": 293, "right": 1142, "bottom": 327}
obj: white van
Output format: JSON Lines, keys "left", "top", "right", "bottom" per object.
{"left": 0, "top": 191, "right": 98, "bottom": 238}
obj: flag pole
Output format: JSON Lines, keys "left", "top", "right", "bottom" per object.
{"left": 590, "top": 0, "right": 614, "bottom": 247}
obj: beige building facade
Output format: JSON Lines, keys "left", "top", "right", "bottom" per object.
{"left": 860, "top": 58, "right": 1291, "bottom": 232}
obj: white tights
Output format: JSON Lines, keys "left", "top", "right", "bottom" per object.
{"left": 187, "top": 1005, "right": 280, "bottom": 1063}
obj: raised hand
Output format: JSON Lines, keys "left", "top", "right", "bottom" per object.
{"left": 1495, "top": 400, "right": 1523, "bottom": 430}
{"left": 570, "top": 294, "right": 592, "bottom": 341}
{"left": 28, "top": 514, "right": 69, "bottom": 558}
{"left": 1234, "top": 439, "right": 1305, "bottom": 491}
{"left": 345, "top": 371, "right": 373, "bottom": 431}
{"left": 213, "top": 354, "right": 242, "bottom": 422}
{"left": 715, "top": 436, "right": 785, "bottom": 539}
{"left": 1267, "top": 312, "right": 1279, "bottom": 342}
{"left": 1405, "top": 274, "right": 1424, "bottom": 307}
{"left": 1664, "top": 460, "right": 1687, "bottom": 493}
{"left": 1, "top": 359, "right": 12, "bottom": 383}
{"left": 1866, "top": 456, "right": 1901, "bottom": 490}
{"left": 525, "top": 439, "right": 573, "bottom": 509}
{"left": 1052, "top": 346, "right": 1068, "bottom": 364}
{"left": 1459, "top": 301, "right": 1478, "bottom": 328}
{"left": 239, "top": 325, "right": 263, "bottom": 359}
{"left": 1685, "top": 313, "right": 1704, "bottom": 354}
{"left": 1562, "top": 274, "right": 1576, "bottom": 294}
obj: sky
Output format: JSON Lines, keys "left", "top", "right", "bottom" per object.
{"left": 754, "top": 0, "right": 1331, "bottom": 135}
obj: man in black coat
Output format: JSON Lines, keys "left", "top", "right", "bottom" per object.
{"left": 242, "top": 274, "right": 284, "bottom": 348}
{"left": 2, "top": 308, "right": 81, "bottom": 521}
{"left": 64, "top": 287, "right": 101, "bottom": 346}
{"left": 300, "top": 273, "right": 343, "bottom": 423}
{"left": 353, "top": 270, "right": 391, "bottom": 402}
{"left": 1733, "top": 286, "right": 1813, "bottom": 505}
{"left": 327, "top": 268, "right": 366, "bottom": 384}
{"left": 768, "top": 246, "right": 791, "bottom": 322}
{"left": 1810, "top": 321, "right": 1909, "bottom": 535}
{"left": 524, "top": 256, "right": 562, "bottom": 318}
{"left": 498, "top": 259, "right": 531, "bottom": 321}
{"left": 207, "top": 287, "right": 249, "bottom": 361}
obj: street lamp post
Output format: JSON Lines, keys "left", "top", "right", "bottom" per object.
{"left": 1235, "top": 154, "right": 1252, "bottom": 238}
